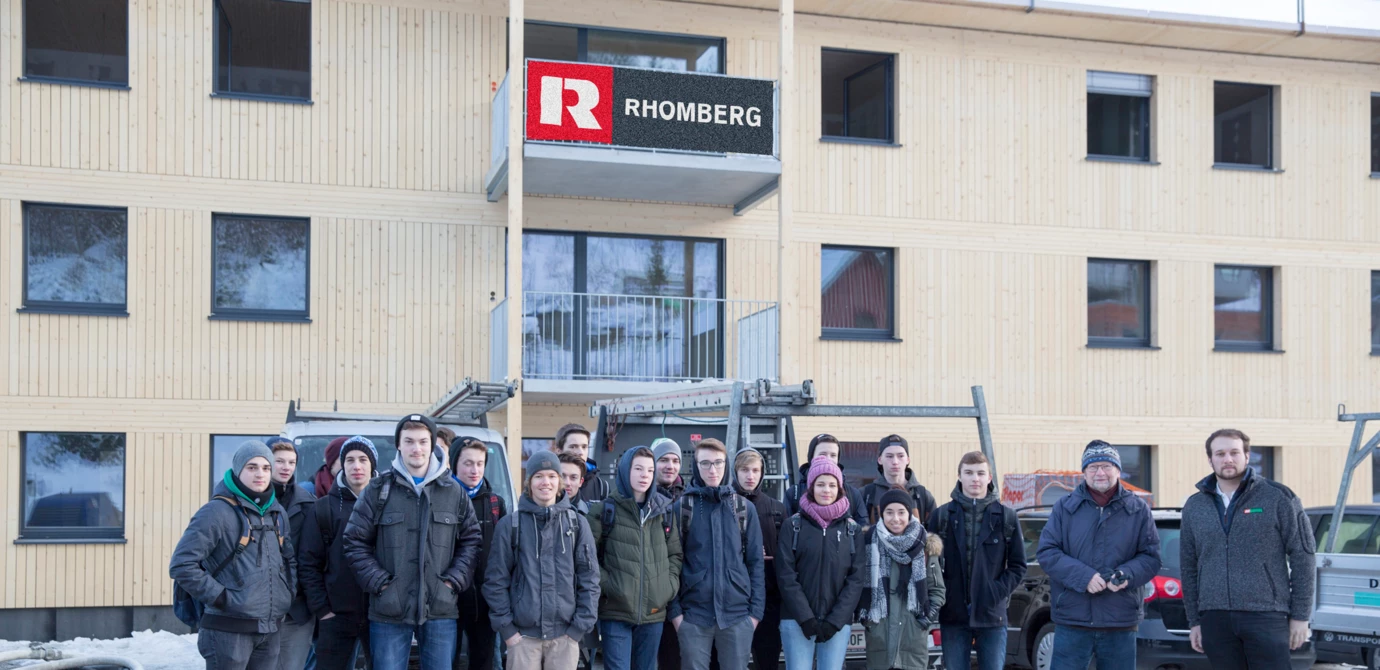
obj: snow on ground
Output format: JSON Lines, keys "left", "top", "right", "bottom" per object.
{"left": 0, "top": 630, "right": 199, "bottom": 670}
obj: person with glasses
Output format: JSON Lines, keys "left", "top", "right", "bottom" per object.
{"left": 669, "top": 438, "right": 766, "bottom": 670}
{"left": 1036, "top": 441, "right": 1161, "bottom": 670}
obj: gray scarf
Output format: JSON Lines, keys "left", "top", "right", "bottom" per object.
{"left": 861, "top": 519, "right": 926, "bottom": 624}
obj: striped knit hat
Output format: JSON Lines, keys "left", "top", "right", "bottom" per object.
{"left": 1081, "top": 440, "right": 1121, "bottom": 471}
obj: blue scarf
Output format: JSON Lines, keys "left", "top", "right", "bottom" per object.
{"left": 454, "top": 475, "right": 483, "bottom": 498}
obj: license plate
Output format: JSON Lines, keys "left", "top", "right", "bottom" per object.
{"left": 1317, "top": 630, "right": 1380, "bottom": 647}
{"left": 848, "top": 625, "right": 866, "bottom": 652}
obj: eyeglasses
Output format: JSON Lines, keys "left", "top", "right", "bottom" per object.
{"left": 1085, "top": 464, "right": 1119, "bottom": 474}
{"left": 697, "top": 459, "right": 727, "bottom": 470}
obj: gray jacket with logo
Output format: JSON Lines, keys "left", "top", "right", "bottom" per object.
{"left": 1180, "top": 469, "right": 1315, "bottom": 627}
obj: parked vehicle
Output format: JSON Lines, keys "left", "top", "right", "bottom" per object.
{"left": 1005, "top": 508, "right": 1313, "bottom": 670}
{"left": 1308, "top": 504, "right": 1380, "bottom": 668}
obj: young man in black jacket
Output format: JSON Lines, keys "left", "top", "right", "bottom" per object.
{"left": 862, "top": 435, "right": 938, "bottom": 526}
{"left": 342, "top": 415, "right": 484, "bottom": 670}
{"left": 451, "top": 437, "right": 508, "bottom": 670}
{"left": 300, "top": 436, "right": 378, "bottom": 670}
{"left": 1181, "top": 429, "right": 1314, "bottom": 670}
{"left": 732, "top": 448, "right": 788, "bottom": 670}
{"left": 927, "top": 451, "right": 1026, "bottom": 670}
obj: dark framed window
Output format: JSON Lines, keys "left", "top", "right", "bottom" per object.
{"left": 1372, "top": 270, "right": 1380, "bottom": 354}
{"left": 23, "top": 0, "right": 129, "bottom": 87}
{"left": 1214, "top": 82, "right": 1274, "bottom": 168}
{"left": 214, "top": 0, "right": 312, "bottom": 101}
{"left": 1087, "top": 71, "right": 1151, "bottom": 161}
{"left": 1114, "top": 445, "right": 1152, "bottom": 492}
{"left": 520, "top": 231, "right": 725, "bottom": 380}
{"left": 1088, "top": 259, "right": 1151, "bottom": 347}
{"left": 1371, "top": 94, "right": 1380, "bottom": 175}
{"left": 211, "top": 434, "right": 277, "bottom": 493}
{"left": 821, "top": 245, "right": 894, "bottom": 340}
{"left": 20, "top": 432, "right": 125, "bottom": 542}
{"left": 211, "top": 214, "right": 310, "bottom": 321}
{"left": 524, "top": 22, "right": 724, "bottom": 74}
{"left": 821, "top": 49, "right": 894, "bottom": 143}
{"left": 1250, "top": 447, "right": 1277, "bottom": 481}
{"left": 22, "top": 203, "right": 128, "bottom": 315}
{"left": 1214, "top": 265, "right": 1274, "bottom": 351}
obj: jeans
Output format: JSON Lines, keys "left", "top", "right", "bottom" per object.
{"left": 198, "top": 629, "right": 281, "bottom": 670}
{"left": 940, "top": 624, "right": 1007, "bottom": 670}
{"left": 678, "top": 618, "right": 755, "bottom": 670}
{"left": 779, "top": 619, "right": 849, "bottom": 670}
{"left": 1199, "top": 610, "right": 1293, "bottom": 670}
{"left": 1050, "top": 626, "right": 1136, "bottom": 670}
{"left": 278, "top": 618, "right": 317, "bottom": 670}
{"left": 370, "top": 620, "right": 457, "bottom": 670}
{"left": 316, "top": 613, "right": 370, "bottom": 670}
{"left": 600, "top": 620, "right": 663, "bottom": 670}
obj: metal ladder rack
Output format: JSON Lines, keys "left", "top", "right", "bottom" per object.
{"left": 425, "top": 378, "right": 518, "bottom": 425}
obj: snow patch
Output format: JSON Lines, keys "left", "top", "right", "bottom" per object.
{"left": 0, "top": 630, "right": 200, "bottom": 670}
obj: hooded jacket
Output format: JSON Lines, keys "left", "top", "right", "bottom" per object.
{"left": 169, "top": 477, "right": 296, "bottom": 634}
{"left": 300, "top": 471, "right": 369, "bottom": 617}
{"left": 1037, "top": 482, "right": 1161, "bottom": 629}
{"left": 341, "top": 452, "right": 483, "bottom": 626}
{"left": 775, "top": 507, "right": 867, "bottom": 631}
{"left": 457, "top": 477, "right": 508, "bottom": 624}
{"left": 581, "top": 458, "right": 610, "bottom": 503}
{"left": 658, "top": 476, "right": 686, "bottom": 503}
{"left": 928, "top": 481, "right": 1027, "bottom": 628}
{"left": 859, "top": 529, "right": 945, "bottom": 670}
{"left": 862, "top": 472, "right": 938, "bottom": 528}
{"left": 1180, "top": 468, "right": 1315, "bottom": 626}
{"left": 670, "top": 467, "right": 766, "bottom": 629}
{"left": 275, "top": 462, "right": 317, "bottom": 625}
{"left": 484, "top": 493, "right": 601, "bottom": 641}
{"left": 734, "top": 450, "right": 789, "bottom": 613}
{"left": 586, "top": 448, "right": 684, "bottom": 625}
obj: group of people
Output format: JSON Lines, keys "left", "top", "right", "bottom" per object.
{"left": 170, "top": 418, "right": 1316, "bottom": 670}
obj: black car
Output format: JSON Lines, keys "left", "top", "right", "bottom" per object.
{"left": 1307, "top": 504, "right": 1380, "bottom": 668}
{"left": 1006, "top": 508, "right": 1314, "bottom": 670}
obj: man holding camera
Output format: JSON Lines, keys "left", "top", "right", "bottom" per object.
{"left": 1036, "top": 441, "right": 1161, "bottom": 670}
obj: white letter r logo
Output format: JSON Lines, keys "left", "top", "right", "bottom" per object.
{"left": 539, "top": 76, "right": 601, "bottom": 129}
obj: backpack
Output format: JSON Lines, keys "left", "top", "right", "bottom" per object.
{"left": 173, "top": 496, "right": 285, "bottom": 629}
{"left": 680, "top": 493, "right": 750, "bottom": 560}
{"left": 789, "top": 514, "right": 858, "bottom": 555}
{"left": 933, "top": 501, "right": 1018, "bottom": 550}
{"left": 596, "top": 501, "right": 675, "bottom": 563}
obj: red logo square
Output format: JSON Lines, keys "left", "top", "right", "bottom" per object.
{"left": 525, "top": 60, "right": 614, "bottom": 144}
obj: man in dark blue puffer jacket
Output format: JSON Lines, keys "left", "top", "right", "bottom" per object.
{"left": 1037, "top": 441, "right": 1161, "bottom": 670}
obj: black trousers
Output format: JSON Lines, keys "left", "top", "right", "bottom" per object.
{"left": 1199, "top": 610, "right": 1293, "bottom": 670}
{"left": 659, "top": 621, "right": 681, "bottom": 670}
{"left": 315, "top": 611, "right": 372, "bottom": 670}
{"left": 457, "top": 613, "right": 498, "bottom": 670}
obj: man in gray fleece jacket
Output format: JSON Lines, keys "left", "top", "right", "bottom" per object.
{"left": 1180, "top": 429, "right": 1315, "bottom": 670}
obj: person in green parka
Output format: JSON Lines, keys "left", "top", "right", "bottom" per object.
{"left": 857, "top": 489, "right": 945, "bottom": 670}
{"left": 587, "top": 445, "right": 684, "bottom": 670}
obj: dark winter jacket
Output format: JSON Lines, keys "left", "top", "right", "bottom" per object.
{"left": 484, "top": 494, "right": 601, "bottom": 641}
{"left": 658, "top": 477, "right": 686, "bottom": 502}
{"left": 582, "top": 458, "right": 610, "bottom": 503}
{"left": 275, "top": 477, "right": 317, "bottom": 625}
{"left": 670, "top": 471, "right": 766, "bottom": 629}
{"left": 341, "top": 453, "right": 483, "bottom": 626}
{"left": 458, "top": 477, "right": 508, "bottom": 625}
{"left": 928, "top": 482, "right": 1027, "bottom": 628}
{"left": 300, "top": 472, "right": 368, "bottom": 618}
{"left": 587, "top": 448, "right": 684, "bottom": 625}
{"left": 1037, "top": 483, "right": 1161, "bottom": 629}
{"left": 776, "top": 512, "right": 867, "bottom": 630}
{"left": 1180, "top": 469, "right": 1315, "bottom": 626}
{"left": 788, "top": 464, "right": 867, "bottom": 525}
{"left": 169, "top": 478, "right": 296, "bottom": 635}
{"left": 863, "top": 473, "right": 939, "bottom": 528}
{"left": 736, "top": 481, "right": 789, "bottom": 612}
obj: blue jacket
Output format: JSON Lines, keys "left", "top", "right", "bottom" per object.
{"left": 1036, "top": 483, "right": 1161, "bottom": 629}
{"left": 669, "top": 472, "right": 766, "bottom": 629}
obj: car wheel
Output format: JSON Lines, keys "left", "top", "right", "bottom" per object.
{"left": 1368, "top": 647, "right": 1380, "bottom": 670}
{"left": 1034, "top": 623, "right": 1056, "bottom": 670}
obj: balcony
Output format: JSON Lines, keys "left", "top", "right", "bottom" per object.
{"left": 485, "top": 60, "right": 782, "bottom": 215}
{"left": 490, "top": 292, "right": 778, "bottom": 402}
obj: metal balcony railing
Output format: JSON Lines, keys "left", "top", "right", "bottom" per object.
{"left": 490, "top": 291, "right": 778, "bottom": 384}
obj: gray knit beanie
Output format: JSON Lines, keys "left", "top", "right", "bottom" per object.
{"left": 651, "top": 437, "right": 681, "bottom": 463}
{"left": 525, "top": 451, "right": 562, "bottom": 485}
{"left": 232, "top": 440, "right": 274, "bottom": 476}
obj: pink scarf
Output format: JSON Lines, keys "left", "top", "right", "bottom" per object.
{"left": 798, "top": 455, "right": 850, "bottom": 528}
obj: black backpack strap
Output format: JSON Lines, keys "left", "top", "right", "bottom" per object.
{"left": 490, "top": 494, "right": 501, "bottom": 522}
{"left": 679, "top": 498, "right": 693, "bottom": 544}
{"left": 846, "top": 518, "right": 858, "bottom": 555}
{"left": 379, "top": 476, "right": 392, "bottom": 507}
{"left": 315, "top": 496, "right": 335, "bottom": 548}
{"left": 597, "top": 502, "right": 616, "bottom": 563}
{"left": 789, "top": 514, "right": 800, "bottom": 551}
{"left": 209, "top": 496, "right": 251, "bottom": 578}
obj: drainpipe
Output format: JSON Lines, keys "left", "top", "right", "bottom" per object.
{"left": 1027, "top": 0, "right": 1035, "bottom": 13}
{"left": 1296, "top": 0, "right": 1306, "bottom": 35}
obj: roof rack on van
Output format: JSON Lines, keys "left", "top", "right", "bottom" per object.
{"left": 285, "top": 378, "right": 516, "bottom": 426}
